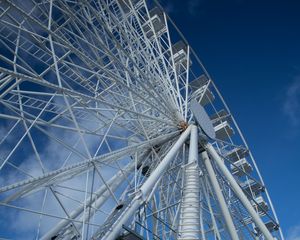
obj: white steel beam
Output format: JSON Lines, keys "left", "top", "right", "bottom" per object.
{"left": 178, "top": 125, "right": 200, "bottom": 239}
{"left": 200, "top": 176, "right": 222, "bottom": 239}
{"left": 99, "top": 125, "right": 192, "bottom": 240}
{"left": 205, "top": 143, "right": 274, "bottom": 240}
{"left": 200, "top": 150, "right": 239, "bottom": 240}
{"left": 0, "top": 131, "right": 178, "bottom": 200}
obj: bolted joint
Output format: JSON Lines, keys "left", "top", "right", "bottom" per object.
{"left": 178, "top": 121, "right": 189, "bottom": 132}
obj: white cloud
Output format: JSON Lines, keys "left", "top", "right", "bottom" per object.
{"left": 287, "top": 224, "right": 300, "bottom": 240}
{"left": 283, "top": 77, "right": 300, "bottom": 126}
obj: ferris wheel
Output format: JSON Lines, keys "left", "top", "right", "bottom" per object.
{"left": 0, "top": 0, "right": 284, "bottom": 239}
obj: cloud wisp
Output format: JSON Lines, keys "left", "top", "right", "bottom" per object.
{"left": 283, "top": 77, "right": 300, "bottom": 126}
{"left": 287, "top": 224, "right": 300, "bottom": 240}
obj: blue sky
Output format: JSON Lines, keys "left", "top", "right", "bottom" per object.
{"left": 161, "top": 0, "right": 300, "bottom": 238}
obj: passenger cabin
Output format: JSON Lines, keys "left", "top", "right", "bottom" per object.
{"left": 252, "top": 195, "right": 269, "bottom": 215}
{"left": 118, "top": 0, "right": 142, "bottom": 14}
{"left": 142, "top": 7, "right": 166, "bottom": 39}
{"left": 223, "top": 147, "right": 249, "bottom": 163}
{"left": 210, "top": 109, "right": 229, "bottom": 123}
{"left": 265, "top": 221, "right": 279, "bottom": 232}
{"left": 172, "top": 41, "right": 187, "bottom": 63}
{"left": 214, "top": 120, "right": 234, "bottom": 140}
{"left": 255, "top": 221, "right": 279, "bottom": 234}
{"left": 170, "top": 41, "right": 192, "bottom": 70}
{"left": 190, "top": 74, "right": 208, "bottom": 90}
{"left": 230, "top": 158, "right": 253, "bottom": 176}
{"left": 190, "top": 74, "right": 215, "bottom": 106}
{"left": 240, "top": 179, "right": 264, "bottom": 196}
{"left": 209, "top": 108, "right": 234, "bottom": 141}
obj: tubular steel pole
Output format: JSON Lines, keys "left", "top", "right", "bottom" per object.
{"left": 102, "top": 126, "right": 192, "bottom": 240}
{"left": 205, "top": 143, "right": 274, "bottom": 240}
{"left": 200, "top": 150, "right": 239, "bottom": 240}
{"left": 178, "top": 125, "right": 200, "bottom": 239}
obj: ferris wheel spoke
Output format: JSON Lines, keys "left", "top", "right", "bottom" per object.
{"left": 80, "top": 1, "right": 180, "bottom": 116}
{"left": 1, "top": 4, "right": 177, "bottom": 121}
{"left": 0, "top": 94, "right": 57, "bottom": 170}
{"left": 0, "top": 73, "right": 177, "bottom": 132}
{"left": 163, "top": 14, "right": 185, "bottom": 115}
{"left": 141, "top": 11, "right": 181, "bottom": 110}
{"left": 0, "top": 101, "right": 89, "bottom": 160}
{"left": 0, "top": 112, "right": 132, "bottom": 141}
{"left": 0, "top": 201, "right": 103, "bottom": 226}
{"left": 37, "top": 92, "right": 169, "bottom": 137}
{"left": 99, "top": 1, "right": 179, "bottom": 111}
{"left": 1, "top": 94, "right": 164, "bottom": 158}
{"left": 0, "top": 131, "right": 178, "bottom": 201}
{"left": 57, "top": 3, "right": 176, "bottom": 117}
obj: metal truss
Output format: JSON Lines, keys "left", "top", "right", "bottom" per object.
{"left": 0, "top": 0, "right": 283, "bottom": 239}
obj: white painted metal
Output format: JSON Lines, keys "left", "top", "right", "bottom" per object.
{"left": 41, "top": 159, "right": 137, "bottom": 240}
{"left": 205, "top": 143, "right": 274, "bottom": 240}
{"left": 177, "top": 125, "right": 200, "bottom": 239}
{"left": 0, "top": 0, "right": 283, "bottom": 239}
{"left": 100, "top": 126, "right": 191, "bottom": 240}
{"left": 200, "top": 150, "right": 239, "bottom": 240}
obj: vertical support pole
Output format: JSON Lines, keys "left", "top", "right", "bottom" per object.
{"left": 200, "top": 150, "right": 239, "bottom": 240}
{"left": 205, "top": 143, "right": 274, "bottom": 240}
{"left": 201, "top": 176, "right": 222, "bottom": 239}
{"left": 199, "top": 191, "right": 206, "bottom": 240}
{"left": 178, "top": 125, "right": 200, "bottom": 239}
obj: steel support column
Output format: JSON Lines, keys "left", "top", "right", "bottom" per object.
{"left": 99, "top": 126, "right": 192, "bottom": 240}
{"left": 178, "top": 125, "right": 201, "bottom": 239}
{"left": 200, "top": 150, "right": 239, "bottom": 240}
{"left": 205, "top": 143, "right": 274, "bottom": 240}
